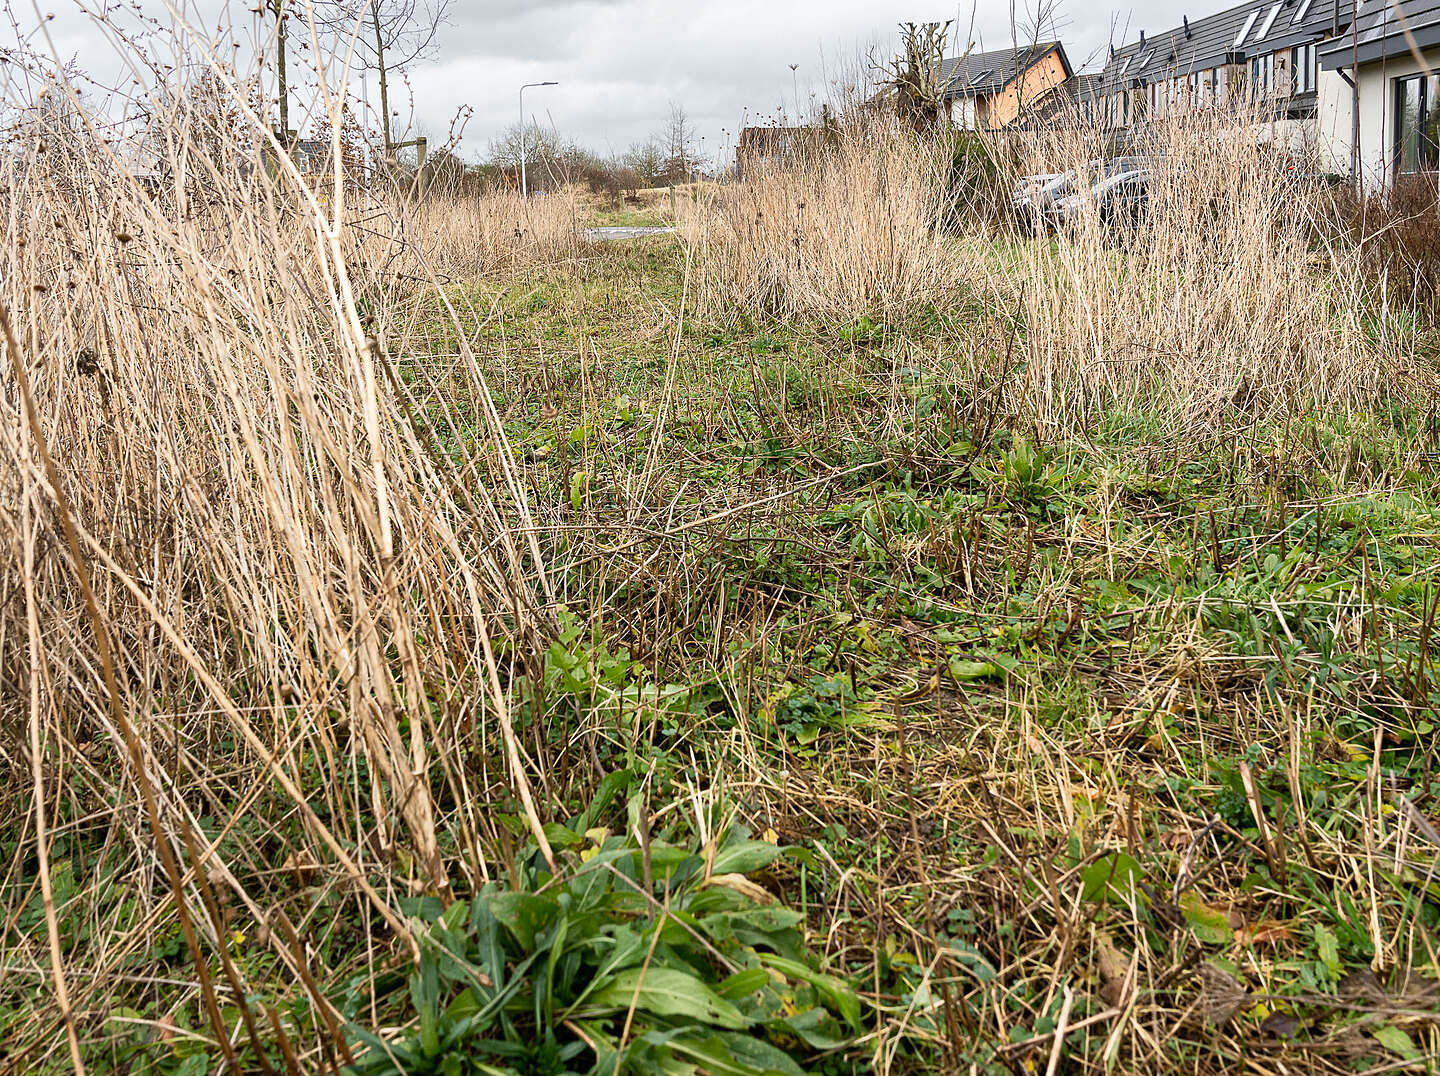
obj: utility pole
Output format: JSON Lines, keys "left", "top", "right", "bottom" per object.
{"left": 519, "top": 80, "right": 558, "bottom": 199}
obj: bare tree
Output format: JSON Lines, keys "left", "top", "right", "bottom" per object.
{"left": 661, "top": 101, "right": 695, "bottom": 183}
{"left": 488, "top": 122, "right": 567, "bottom": 174}
{"left": 318, "top": 0, "right": 453, "bottom": 158}
{"left": 262, "top": 0, "right": 292, "bottom": 139}
{"left": 877, "top": 21, "right": 953, "bottom": 134}
{"left": 623, "top": 139, "right": 667, "bottom": 187}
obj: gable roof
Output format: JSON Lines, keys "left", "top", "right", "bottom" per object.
{"left": 1099, "top": 0, "right": 1350, "bottom": 93}
{"left": 941, "top": 41, "right": 1070, "bottom": 98}
{"left": 1319, "top": 0, "right": 1440, "bottom": 68}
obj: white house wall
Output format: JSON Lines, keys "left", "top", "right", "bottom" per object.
{"left": 1357, "top": 51, "right": 1435, "bottom": 188}
{"left": 1317, "top": 49, "right": 1440, "bottom": 188}
{"left": 1315, "top": 66, "right": 1354, "bottom": 178}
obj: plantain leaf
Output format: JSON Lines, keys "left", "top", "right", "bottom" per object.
{"left": 588, "top": 967, "right": 750, "bottom": 1029}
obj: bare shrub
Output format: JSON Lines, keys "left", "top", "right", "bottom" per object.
{"left": 684, "top": 100, "right": 1435, "bottom": 438}
{"left": 996, "top": 108, "right": 1409, "bottom": 436}
{"left": 1328, "top": 177, "right": 1440, "bottom": 320}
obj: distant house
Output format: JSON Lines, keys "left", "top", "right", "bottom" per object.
{"left": 940, "top": 42, "right": 1074, "bottom": 130}
{"left": 1091, "top": 0, "right": 1440, "bottom": 189}
{"left": 293, "top": 139, "right": 331, "bottom": 177}
{"left": 1026, "top": 71, "right": 1109, "bottom": 129}
{"left": 1319, "top": 0, "right": 1440, "bottom": 189}
{"left": 1093, "top": 0, "right": 1337, "bottom": 153}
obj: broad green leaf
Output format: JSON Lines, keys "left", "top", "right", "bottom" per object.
{"left": 588, "top": 967, "right": 750, "bottom": 1029}
{"left": 779, "top": 1006, "right": 850, "bottom": 1050}
{"left": 948, "top": 656, "right": 1001, "bottom": 681}
{"left": 1081, "top": 852, "right": 1143, "bottom": 904}
{"left": 570, "top": 767, "right": 634, "bottom": 833}
{"left": 711, "top": 840, "right": 784, "bottom": 876}
{"left": 716, "top": 968, "right": 772, "bottom": 1000}
{"left": 758, "top": 954, "right": 862, "bottom": 1031}
{"left": 1372, "top": 1025, "right": 1420, "bottom": 1060}
{"left": 487, "top": 892, "right": 559, "bottom": 951}
{"left": 541, "top": 823, "right": 584, "bottom": 850}
{"left": 1314, "top": 924, "right": 1341, "bottom": 978}
{"left": 445, "top": 987, "right": 479, "bottom": 1022}
{"left": 663, "top": 1030, "right": 804, "bottom": 1076}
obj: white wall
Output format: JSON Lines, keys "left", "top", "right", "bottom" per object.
{"left": 1317, "top": 49, "right": 1440, "bottom": 189}
{"left": 1316, "top": 66, "right": 1355, "bottom": 177}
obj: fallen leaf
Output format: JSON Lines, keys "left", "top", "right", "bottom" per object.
{"left": 706, "top": 872, "right": 775, "bottom": 904}
{"left": 1372, "top": 1024, "right": 1421, "bottom": 1060}
{"left": 1179, "top": 891, "right": 1232, "bottom": 945}
{"left": 1198, "top": 961, "right": 1249, "bottom": 1025}
{"left": 1095, "top": 932, "right": 1130, "bottom": 1007}
{"left": 1236, "top": 919, "right": 1292, "bottom": 946}
{"left": 281, "top": 850, "right": 318, "bottom": 886}
{"left": 1338, "top": 967, "right": 1385, "bottom": 1002}
{"left": 1258, "top": 1010, "right": 1302, "bottom": 1040}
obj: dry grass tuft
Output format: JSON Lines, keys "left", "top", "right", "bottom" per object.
{"left": 0, "top": 57, "right": 558, "bottom": 1065}
{"left": 681, "top": 123, "right": 958, "bottom": 323}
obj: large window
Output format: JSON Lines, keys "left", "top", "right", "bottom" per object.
{"left": 1290, "top": 43, "right": 1316, "bottom": 94}
{"left": 1250, "top": 52, "right": 1275, "bottom": 97}
{"left": 1395, "top": 74, "right": 1440, "bottom": 174}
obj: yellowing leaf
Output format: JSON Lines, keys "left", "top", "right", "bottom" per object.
{"left": 1179, "top": 891, "right": 1233, "bottom": 945}
{"left": 706, "top": 873, "right": 775, "bottom": 904}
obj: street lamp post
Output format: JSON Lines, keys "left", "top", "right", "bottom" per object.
{"left": 519, "top": 81, "right": 559, "bottom": 199}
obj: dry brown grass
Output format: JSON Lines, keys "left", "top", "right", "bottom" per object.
{"left": 680, "top": 123, "right": 958, "bottom": 323}
{"left": 412, "top": 184, "right": 585, "bottom": 279}
{"left": 3, "top": 21, "right": 1439, "bottom": 1075}
{"left": 681, "top": 106, "right": 1437, "bottom": 440}
{"left": 0, "top": 59, "right": 564, "bottom": 1067}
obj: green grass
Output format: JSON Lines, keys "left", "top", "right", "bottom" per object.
{"left": 11, "top": 236, "right": 1439, "bottom": 1075}
{"left": 586, "top": 205, "right": 674, "bottom": 229}
{"left": 404, "top": 240, "right": 1440, "bottom": 1071}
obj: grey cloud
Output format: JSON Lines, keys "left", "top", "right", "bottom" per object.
{"left": 30, "top": 0, "right": 1217, "bottom": 163}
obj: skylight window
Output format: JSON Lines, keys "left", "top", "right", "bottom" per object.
{"left": 970, "top": 69, "right": 993, "bottom": 87}
{"left": 1256, "top": 2, "right": 1283, "bottom": 39}
{"left": 1136, "top": 51, "right": 1153, "bottom": 70}
{"left": 1234, "top": 9, "right": 1260, "bottom": 46}
{"left": 1119, "top": 55, "right": 1133, "bottom": 75}
{"left": 1292, "top": 0, "right": 1315, "bottom": 24}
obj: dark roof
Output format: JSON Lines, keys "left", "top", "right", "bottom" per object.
{"left": 1099, "top": 0, "right": 1351, "bottom": 92}
{"left": 1019, "top": 72, "right": 1107, "bottom": 126}
{"left": 1319, "top": 0, "right": 1440, "bottom": 68}
{"left": 941, "top": 41, "right": 1070, "bottom": 98}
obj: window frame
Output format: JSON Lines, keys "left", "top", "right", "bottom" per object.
{"left": 1256, "top": 2, "right": 1284, "bottom": 41}
{"left": 1394, "top": 73, "right": 1440, "bottom": 176}
{"left": 1235, "top": 9, "right": 1261, "bottom": 47}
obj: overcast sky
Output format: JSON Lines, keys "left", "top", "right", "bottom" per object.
{"left": 24, "top": 0, "right": 1199, "bottom": 165}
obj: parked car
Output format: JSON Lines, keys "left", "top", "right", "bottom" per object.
{"left": 1011, "top": 172, "right": 1076, "bottom": 232}
{"left": 1014, "top": 157, "right": 1163, "bottom": 234}
{"left": 1046, "top": 169, "right": 1150, "bottom": 231}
